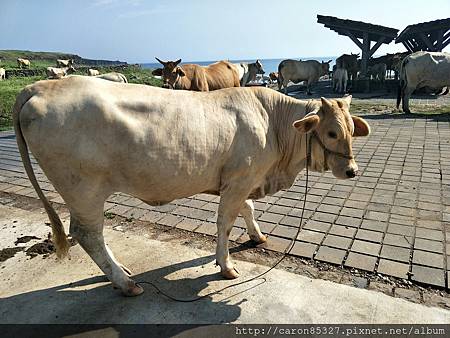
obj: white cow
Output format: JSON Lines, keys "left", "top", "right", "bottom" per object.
{"left": 46, "top": 66, "right": 76, "bottom": 79}
{"left": 17, "top": 58, "right": 31, "bottom": 69}
{"left": 333, "top": 68, "right": 348, "bottom": 93}
{"left": 14, "top": 77, "right": 370, "bottom": 296}
{"left": 0, "top": 68, "right": 5, "bottom": 81}
{"left": 56, "top": 59, "right": 74, "bottom": 67}
{"left": 278, "top": 59, "right": 332, "bottom": 95}
{"left": 88, "top": 68, "right": 100, "bottom": 76}
{"left": 397, "top": 51, "right": 450, "bottom": 113}
{"left": 234, "top": 60, "right": 265, "bottom": 86}
{"left": 95, "top": 72, "right": 128, "bottom": 83}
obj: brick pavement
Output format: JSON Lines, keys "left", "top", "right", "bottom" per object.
{"left": 1, "top": 108, "right": 449, "bottom": 289}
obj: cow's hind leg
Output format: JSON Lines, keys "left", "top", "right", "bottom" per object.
{"left": 240, "top": 200, "right": 266, "bottom": 244}
{"left": 70, "top": 212, "right": 143, "bottom": 297}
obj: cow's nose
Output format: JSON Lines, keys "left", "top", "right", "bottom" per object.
{"left": 346, "top": 169, "right": 356, "bottom": 178}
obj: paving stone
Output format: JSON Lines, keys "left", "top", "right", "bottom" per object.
{"left": 138, "top": 211, "right": 164, "bottom": 223}
{"left": 322, "top": 234, "right": 352, "bottom": 249}
{"left": 339, "top": 207, "right": 365, "bottom": 218}
{"left": 315, "top": 246, "right": 346, "bottom": 265}
{"left": 195, "top": 221, "right": 217, "bottom": 236}
{"left": 328, "top": 225, "right": 356, "bottom": 238}
{"left": 383, "top": 233, "right": 413, "bottom": 248}
{"left": 377, "top": 259, "right": 409, "bottom": 279}
{"left": 176, "top": 218, "right": 202, "bottom": 232}
{"left": 335, "top": 216, "right": 361, "bottom": 228}
{"left": 279, "top": 215, "right": 303, "bottom": 228}
{"left": 365, "top": 210, "right": 389, "bottom": 222}
{"left": 344, "top": 252, "right": 377, "bottom": 272}
{"left": 412, "top": 250, "right": 443, "bottom": 268}
{"left": 355, "top": 229, "right": 383, "bottom": 243}
{"left": 271, "top": 225, "right": 298, "bottom": 239}
{"left": 258, "top": 236, "right": 291, "bottom": 252}
{"left": 413, "top": 238, "right": 443, "bottom": 253}
{"left": 380, "top": 245, "right": 411, "bottom": 263}
{"left": 257, "top": 221, "right": 277, "bottom": 234}
{"left": 351, "top": 240, "right": 381, "bottom": 256}
{"left": 229, "top": 227, "right": 245, "bottom": 242}
{"left": 290, "top": 241, "right": 317, "bottom": 259}
{"left": 415, "top": 227, "right": 444, "bottom": 241}
{"left": 312, "top": 212, "right": 337, "bottom": 223}
{"left": 258, "top": 212, "right": 284, "bottom": 224}
{"left": 303, "top": 220, "right": 331, "bottom": 233}
{"left": 386, "top": 223, "right": 414, "bottom": 237}
{"left": 360, "top": 219, "right": 387, "bottom": 233}
{"left": 297, "top": 229, "right": 325, "bottom": 244}
{"left": 156, "top": 214, "right": 183, "bottom": 227}
{"left": 411, "top": 265, "right": 446, "bottom": 288}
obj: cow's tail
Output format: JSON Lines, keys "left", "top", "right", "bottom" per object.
{"left": 13, "top": 87, "right": 70, "bottom": 258}
{"left": 396, "top": 58, "right": 408, "bottom": 109}
{"left": 277, "top": 62, "right": 284, "bottom": 91}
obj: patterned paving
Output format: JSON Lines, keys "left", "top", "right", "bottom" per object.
{"left": 1, "top": 110, "right": 449, "bottom": 289}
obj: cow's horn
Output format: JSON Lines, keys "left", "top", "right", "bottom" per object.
{"left": 155, "top": 57, "right": 166, "bottom": 65}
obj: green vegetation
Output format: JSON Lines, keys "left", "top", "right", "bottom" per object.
{"left": 350, "top": 101, "right": 450, "bottom": 116}
{"left": 0, "top": 50, "right": 162, "bottom": 130}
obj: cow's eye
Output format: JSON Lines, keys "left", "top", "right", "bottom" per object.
{"left": 328, "top": 131, "right": 337, "bottom": 139}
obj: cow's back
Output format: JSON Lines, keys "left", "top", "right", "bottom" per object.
{"left": 404, "top": 52, "right": 450, "bottom": 88}
{"left": 205, "top": 61, "right": 240, "bottom": 90}
{"left": 18, "top": 77, "right": 268, "bottom": 200}
{"left": 279, "top": 60, "right": 319, "bottom": 82}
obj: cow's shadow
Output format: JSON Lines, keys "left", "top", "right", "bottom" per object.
{"left": 0, "top": 245, "right": 260, "bottom": 334}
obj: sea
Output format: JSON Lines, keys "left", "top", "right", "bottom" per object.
{"left": 141, "top": 56, "right": 337, "bottom": 74}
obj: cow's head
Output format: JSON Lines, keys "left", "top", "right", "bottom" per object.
{"left": 155, "top": 57, "right": 185, "bottom": 89}
{"left": 255, "top": 59, "right": 265, "bottom": 75}
{"left": 293, "top": 96, "right": 370, "bottom": 179}
{"left": 320, "top": 60, "right": 332, "bottom": 76}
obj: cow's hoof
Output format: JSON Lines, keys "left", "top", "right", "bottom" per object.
{"left": 251, "top": 234, "right": 267, "bottom": 244}
{"left": 123, "top": 282, "right": 144, "bottom": 297}
{"left": 221, "top": 267, "right": 240, "bottom": 279}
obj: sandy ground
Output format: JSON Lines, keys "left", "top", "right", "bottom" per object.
{"left": 0, "top": 203, "right": 449, "bottom": 325}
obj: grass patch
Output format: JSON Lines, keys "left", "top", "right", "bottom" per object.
{"left": 0, "top": 65, "right": 161, "bottom": 131}
{"left": 350, "top": 101, "right": 450, "bottom": 116}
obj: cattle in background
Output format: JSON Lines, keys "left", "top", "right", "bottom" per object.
{"left": 278, "top": 59, "right": 331, "bottom": 95}
{"left": 367, "top": 63, "right": 387, "bottom": 83}
{"left": 95, "top": 72, "right": 128, "bottom": 83}
{"left": 46, "top": 66, "right": 76, "bottom": 79}
{"left": 269, "top": 72, "right": 278, "bottom": 83}
{"left": 333, "top": 67, "right": 348, "bottom": 93}
{"left": 336, "top": 53, "right": 359, "bottom": 82}
{"left": 234, "top": 60, "right": 265, "bottom": 86}
{"left": 370, "top": 52, "right": 408, "bottom": 79}
{"left": 88, "top": 68, "right": 100, "bottom": 76}
{"left": 13, "top": 77, "right": 370, "bottom": 296}
{"left": 153, "top": 58, "right": 240, "bottom": 91}
{"left": 397, "top": 51, "right": 450, "bottom": 113}
{"left": 56, "top": 59, "right": 74, "bottom": 67}
{"left": 0, "top": 68, "right": 5, "bottom": 81}
{"left": 17, "top": 58, "right": 31, "bottom": 69}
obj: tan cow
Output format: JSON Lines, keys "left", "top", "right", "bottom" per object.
{"left": 46, "top": 66, "right": 76, "bottom": 79}
{"left": 14, "top": 76, "right": 369, "bottom": 296}
{"left": 278, "top": 59, "right": 331, "bottom": 95}
{"left": 88, "top": 68, "right": 100, "bottom": 76}
{"left": 0, "top": 68, "right": 5, "bottom": 81}
{"left": 397, "top": 51, "right": 450, "bottom": 113}
{"left": 56, "top": 59, "right": 74, "bottom": 67}
{"left": 152, "top": 58, "right": 240, "bottom": 91}
{"left": 17, "top": 58, "right": 31, "bottom": 69}
{"left": 95, "top": 72, "right": 128, "bottom": 83}
{"left": 336, "top": 53, "right": 359, "bottom": 81}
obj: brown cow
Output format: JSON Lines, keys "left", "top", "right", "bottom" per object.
{"left": 152, "top": 58, "right": 240, "bottom": 91}
{"left": 269, "top": 72, "right": 278, "bottom": 83}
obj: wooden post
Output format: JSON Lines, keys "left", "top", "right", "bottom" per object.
{"left": 361, "top": 32, "right": 370, "bottom": 76}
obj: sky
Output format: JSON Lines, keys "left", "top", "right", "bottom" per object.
{"left": 1, "top": 0, "right": 449, "bottom": 63}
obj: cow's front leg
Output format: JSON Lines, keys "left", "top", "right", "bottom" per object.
{"left": 240, "top": 199, "right": 267, "bottom": 244}
{"left": 216, "top": 193, "right": 249, "bottom": 279}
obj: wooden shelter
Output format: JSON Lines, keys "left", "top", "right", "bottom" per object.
{"left": 395, "top": 18, "right": 450, "bottom": 52}
{"left": 317, "top": 15, "right": 398, "bottom": 76}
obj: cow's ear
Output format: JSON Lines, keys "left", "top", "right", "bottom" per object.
{"left": 176, "top": 67, "right": 186, "bottom": 77}
{"left": 352, "top": 116, "right": 370, "bottom": 137}
{"left": 152, "top": 68, "right": 163, "bottom": 76}
{"left": 293, "top": 115, "right": 320, "bottom": 134}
